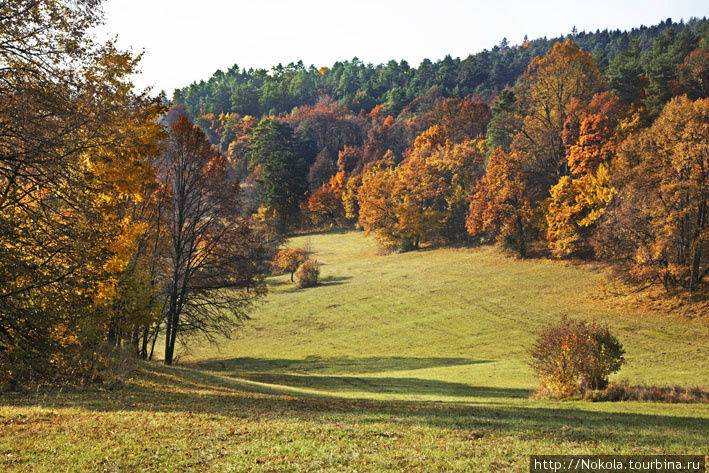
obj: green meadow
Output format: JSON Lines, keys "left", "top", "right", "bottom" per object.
{"left": 1, "top": 231, "right": 707, "bottom": 472}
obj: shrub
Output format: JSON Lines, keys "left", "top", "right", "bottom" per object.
{"left": 584, "top": 382, "right": 709, "bottom": 403}
{"left": 295, "top": 260, "right": 320, "bottom": 288}
{"left": 529, "top": 316, "right": 625, "bottom": 397}
{"left": 273, "top": 248, "right": 308, "bottom": 282}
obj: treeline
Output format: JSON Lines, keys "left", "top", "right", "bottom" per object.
{"left": 181, "top": 17, "right": 709, "bottom": 297}
{"left": 174, "top": 17, "right": 706, "bottom": 119}
{"left": 0, "top": 1, "right": 270, "bottom": 385}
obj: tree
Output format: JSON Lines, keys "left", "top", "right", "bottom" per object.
{"left": 0, "top": 0, "right": 166, "bottom": 378}
{"left": 674, "top": 46, "right": 709, "bottom": 100}
{"left": 545, "top": 166, "right": 616, "bottom": 258}
{"left": 543, "top": 91, "right": 626, "bottom": 258}
{"left": 307, "top": 171, "right": 346, "bottom": 227}
{"left": 466, "top": 149, "right": 535, "bottom": 257}
{"left": 426, "top": 98, "right": 492, "bottom": 143}
{"left": 357, "top": 160, "right": 399, "bottom": 246}
{"left": 159, "top": 116, "right": 266, "bottom": 365}
{"left": 308, "top": 148, "right": 337, "bottom": 190}
{"left": 486, "top": 89, "right": 519, "bottom": 153}
{"left": 273, "top": 248, "right": 308, "bottom": 282}
{"left": 357, "top": 131, "right": 486, "bottom": 248}
{"left": 512, "top": 40, "right": 606, "bottom": 200}
{"left": 598, "top": 96, "right": 709, "bottom": 293}
{"left": 248, "top": 118, "right": 308, "bottom": 234}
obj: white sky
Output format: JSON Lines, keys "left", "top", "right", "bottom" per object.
{"left": 98, "top": 0, "right": 708, "bottom": 95}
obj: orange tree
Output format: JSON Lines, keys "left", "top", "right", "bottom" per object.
{"left": 466, "top": 149, "right": 535, "bottom": 257}
{"left": 273, "top": 248, "right": 309, "bottom": 282}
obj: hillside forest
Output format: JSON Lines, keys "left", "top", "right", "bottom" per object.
{"left": 1, "top": 0, "right": 708, "bottom": 386}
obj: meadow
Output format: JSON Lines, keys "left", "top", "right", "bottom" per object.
{"left": 1, "top": 231, "right": 707, "bottom": 472}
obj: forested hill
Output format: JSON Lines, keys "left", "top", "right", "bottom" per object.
{"left": 173, "top": 17, "right": 706, "bottom": 119}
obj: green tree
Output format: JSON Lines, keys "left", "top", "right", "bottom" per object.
{"left": 248, "top": 118, "right": 308, "bottom": 233}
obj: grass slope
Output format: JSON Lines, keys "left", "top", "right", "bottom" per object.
{"left": 1, "top": 231, "right": 707, "bottom": 472}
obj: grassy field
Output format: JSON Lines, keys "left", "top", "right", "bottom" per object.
{"left": 1, "top": 231, "right": 707, "bottom": 472}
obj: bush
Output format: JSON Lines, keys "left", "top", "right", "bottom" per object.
{"left": 584, "top": 382, "right": 709, "bottom": 403}
{"left": 295, "top": 260, "right": 320, "bottom": 288}
{"left": 529, "top": 316, "right": 625, "bottom": 397}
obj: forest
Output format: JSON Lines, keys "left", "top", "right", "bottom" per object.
{"left": 176, "top": 17, "right": 709, "bottom": 288}
{"left": 1, "top": 1, "right": 708, "bottom": 385}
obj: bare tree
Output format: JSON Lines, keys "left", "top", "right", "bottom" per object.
{"left": 159, "top": 115, "right": 267, "bottom": 365}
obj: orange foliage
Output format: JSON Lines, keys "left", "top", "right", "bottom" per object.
{"left": 467, "top": 149, "right": 534, "bottom": 256}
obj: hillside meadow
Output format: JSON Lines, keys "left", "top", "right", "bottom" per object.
{"left": 1, "top": 231, "right": 707, "bottom": 472}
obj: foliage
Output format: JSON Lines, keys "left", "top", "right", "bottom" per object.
{"left": 511, "top": 40, "right": 606, "bottom": 200}
{"left": 545, "top": 165, "right": 616, "bottom": 258}
{"left": 173, "top": 19, "right": 705, "bottom": 119}
{"left": 307, "top": 171, "right": 346, "bottom": 227}
{"left": 295, "top": 260, "right": 320, "bottom": 288}
{"left": 0, "top": 0, "right": 166, "bottom": 380}
{"left": 466, "top": 149, "right": 534, "bottom": 257}
{"left": 273, "top": 248, "right": 308, "bottom": 282}
{"left": 248, "top": 118, "right": 309, "bottom": 233}
{"left": 597, "top": 96, "right": 709, "bottom": 293}
{"left": 530, "top": 317, "right": 625, "bottom": 397}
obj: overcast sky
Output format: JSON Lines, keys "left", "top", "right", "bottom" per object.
{"left": 97, "top": 0, "right": 708, "bottom": 95}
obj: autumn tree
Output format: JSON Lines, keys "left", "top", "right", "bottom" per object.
{"left": 673, "top": 46, "right": 709, "bottom": 100}
{"left": 0, "top": 0, "right": 166, "bottom": 379}
{"left": 426, "top": 97, "right": 491, "bottom": 143}
{"left": 512, "top": 40, "right": 606, "bottom": 201}
{"left": 357, "top": 159, "right": 399, "bottom": 246}
{"left": 544, "top": 91, "right": 626, "bottom": 257}
{"left": 596, "top": 96, "right": 709, "bottom": 293}
{"left": 357, "top": 127, "right": 486, "bottom": 248}
{"left": 272, "top": 248, "right": 308, "bottom": 282}
{"left": 159, "top": 116, "right": 267, "bottom": 365}
{"left": 307, "top": 171, "right": 346, "bottom": 227}
{"left": 466, "top": 149, "right": 535, "bottom": 257}
{"left": 308, "top": 148, "right": 337, "bottom": 190}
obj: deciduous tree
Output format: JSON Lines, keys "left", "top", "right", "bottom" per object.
{"left": 159, "top": 116, "right": 266, "bottom": 365}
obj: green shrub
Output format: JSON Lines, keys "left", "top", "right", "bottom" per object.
{"left": 295, "top": 260, "right": 320, "bottom": 288}
{"left": 529, "top": 316, "right": 625, "bottom": 397}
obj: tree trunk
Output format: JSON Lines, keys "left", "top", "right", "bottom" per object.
{"left": 164, "top": 310, "right": 179, "bottom": 365}
{"left": 517, "top": 216, "right": 527, "bottom": 258}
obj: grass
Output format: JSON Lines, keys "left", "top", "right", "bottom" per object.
{"left": 1, "top": 230, "right": 707, "bottom": 472}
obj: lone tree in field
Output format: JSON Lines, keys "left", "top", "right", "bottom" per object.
{"left": 159, "top": 116, "right": 267, "bottom": 365}
{"left": 273, "top": 248, "right": 308, "bottom": 282}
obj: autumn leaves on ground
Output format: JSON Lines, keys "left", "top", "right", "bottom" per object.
{"left": 2, "top": 231, "right": 708, "bottom": 472}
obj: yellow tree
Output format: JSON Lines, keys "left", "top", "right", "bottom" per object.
{"left": 545, "top": 91, "right": 625, "bottom": 257}
{"left": 512, "top": 40, "right": 606, "bottom": 200}
{"left": 0, "top": 0, "right": 166, "bottom": 378}
{"left": 606, "top": 96, "right": 709, "bottom": 292}
{"left": 357, "top": 160, "right": 399, "bottom": 246}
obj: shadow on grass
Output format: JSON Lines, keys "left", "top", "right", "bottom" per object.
{"left": 226, "top": 371, "right": 530, "bottom": 398}
{"left": 2, "top": 363, "right": 706, "bottom": 448}
{"left": 319, "top": 275, "right": 352, "bottom": 286}
{"left": 187, "top": 355, "right": 486, "bottom": 375}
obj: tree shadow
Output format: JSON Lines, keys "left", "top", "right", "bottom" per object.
{"left": 225, "top": 371, "right": 530, "bottom": 398}
{"left": 318, "top": 275, "right": 352, "bottom": 286}
{"left": 187, "top": 355, "right": 488, "bottom": 375}
{"left": 2, "top": 364, "right": 706, "bottom": 448}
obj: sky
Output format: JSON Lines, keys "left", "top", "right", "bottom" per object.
{"left": 97, "top": 0, "right": 708, "bottom": 96}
